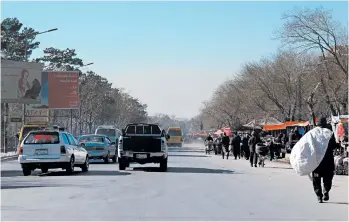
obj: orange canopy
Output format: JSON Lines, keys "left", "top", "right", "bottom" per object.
{"left": 263, "top": 121, "right": 310, "bottom": 131}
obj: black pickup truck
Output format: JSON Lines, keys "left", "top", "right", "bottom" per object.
{"left": 117, "top": 123, "right": 170, "bottom": 171}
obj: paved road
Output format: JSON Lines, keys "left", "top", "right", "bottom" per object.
{"left": 1, "top": 145, "right": 348, "bottom": 221}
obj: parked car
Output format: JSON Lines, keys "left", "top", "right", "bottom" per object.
{"left": 77, "top": 134, "right": 117, "bottom": 163}
{"left": 18, "top": 129, "right": 89, "bottom": 176}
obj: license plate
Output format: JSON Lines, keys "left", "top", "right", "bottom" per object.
{"left": 136, "top": 154, "right": 147, "bottom": 159}
{"left": 35, "top": 149, "right": 48, "bottom": 155}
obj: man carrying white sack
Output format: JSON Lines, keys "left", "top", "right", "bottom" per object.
{"left": 290, "top": 116, "right": 337, "bottom": 203}
{"left": 311, "top": 117, "right": 337, "bottom": 203}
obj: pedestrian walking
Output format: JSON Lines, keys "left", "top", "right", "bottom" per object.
{"left": 231, "top": 132, "right": 241, "bottom": 159}
{"left": 248, "top": 131, "right": 261, "bottom": 167}
{"left": 221, "top": 132, "right": 230, "bottom": 160}
{"left": 311, "top": 117, "right": 337, "bottom": 203}
{"left": 242, "top": 133, "right": 250, "bottom": 160}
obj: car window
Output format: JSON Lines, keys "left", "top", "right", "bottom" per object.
{"left": 126, "top": 125, "right": 135, "bottom": 134}
{"left": 62, "top": 133, "right": 70, "bottom": 144}
{"left": 152, "top": 125, "right": 161, "bottom": 134}
{"left": 79, "top": 135, "right": 104, "bottom": 143}
{"left": 24, "top": 131, "right": 60, "bottom": 144}
{"left": 144, "top": 125, "right": 151, "bottom": 134}
{"left": 96, "top": 128, "right": 115, "bottom": 137}
{"left": 67, "top": 134, "right": 77, "bottom": 145}
{"left": 136, "top": 125, "right": 143, "bottom": 134}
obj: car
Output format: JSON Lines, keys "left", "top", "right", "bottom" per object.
{"left": 77, "top": 134, "right": 117, "bottom": 163}
{"left": 95, "top": 125, "right": 120, "bottom": 144}
{"left": 118, "top": 123, "right": 170, "bottom": 171}
{"left": 18, "top": 129, "right": 89, "bottom": 176}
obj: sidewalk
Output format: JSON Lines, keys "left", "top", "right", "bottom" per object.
{"left": 208, "top": 153, "right": 348, "bottom": 189}
{"left": 1, "top": 151, "right": 17, "bottom": 161}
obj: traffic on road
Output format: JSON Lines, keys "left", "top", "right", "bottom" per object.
{"left": 1, "top": 1, "right": 348, "bottom": 221}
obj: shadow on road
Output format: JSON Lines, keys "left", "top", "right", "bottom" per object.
{"left": 39, "top": 170, "right": 130, "bottom": 177}
{"left": 89, "top": 161, "right": 117, "bottom": 165}
{"left": 327, "top": 202, "right": 348, "bottom": 205}
{"left": 1, "top": 169, "right": 130, "bottom": 177}
{"left": 1, "top": 170, "right": 24, "bottom": 177}
{"left": 1, "top": 184, "right": 56, "bottom": 190}
{"left": 265, "top": 166, "right": 293, "bottom": 170}
{"left": 169, "top": 154, "right": 209, "bottom": 158}
{"left": 132, "top": 166, "right": 235, "bottom": 174}
{"left": 168, "top": 149, "right": 204, "bottom": 154}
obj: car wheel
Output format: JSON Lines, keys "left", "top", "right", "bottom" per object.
{"left": 41, "top": 167, "right": 48, "bottom": 174}
{"left": 119, "top": 161, "right": 126, "bottom": 170}
{"left": 104, "top": 152, "right": 110, "bottom": 164}
{"left": 22, "top": 166, "right": 31, "bottom": 176}
{"left": 81, "top": 156, "right": 89, "bottom": 172}
{"left": 111, "top": 155, "right": 117, "bottom": 163}
{"left": 66, "top": 156, "right": 75, "bottom": 174}
{"left": 159, "top": 157, "right": 168, "bottom": 172}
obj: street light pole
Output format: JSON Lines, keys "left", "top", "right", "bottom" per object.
{"left": 23, "top": 28, "right": 58, "bottom": 126}
{"left": 24, "top": 28, "right": 58, "bottom": 62}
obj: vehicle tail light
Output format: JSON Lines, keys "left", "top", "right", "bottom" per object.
{"left": 18, "top": 146, "right": 23, "bottom": 155}
{"left": 60, "top": 145, "right": 66, "bottom": 154}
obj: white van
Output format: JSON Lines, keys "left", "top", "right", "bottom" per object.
{"left": 95, "top": 125, "right": 120, "bottom": 144}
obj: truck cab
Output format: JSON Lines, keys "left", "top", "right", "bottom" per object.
{"left": 118, "top": 123, "right": 169, "bottom": 171}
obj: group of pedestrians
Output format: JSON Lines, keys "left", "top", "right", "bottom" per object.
{"left": 206, "top": 131, "right": 264, "bottom": 168}
{"left": 204, "top": 116, "right": 337, "bottom": 203}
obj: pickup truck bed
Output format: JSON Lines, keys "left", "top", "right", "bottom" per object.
{"left": 123, "top": 136, "right": 161, "bottom": 153}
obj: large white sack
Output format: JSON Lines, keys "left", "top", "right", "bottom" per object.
{"left": 290, "top": 127, "right": 333, "bottom": 176}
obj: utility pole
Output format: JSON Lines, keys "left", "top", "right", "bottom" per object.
{"left": 22, "top": 28, "right": 58, "bottom": 125}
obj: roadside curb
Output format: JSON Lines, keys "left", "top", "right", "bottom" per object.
{"left": 1, "top": 155, "right": 17, "bottom": 161}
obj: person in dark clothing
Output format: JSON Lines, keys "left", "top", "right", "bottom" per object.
{"left": 294, "top": 127, "right": 302, "bottom": 140}
{"left": 312, "top": 117, "right": 337, "bottom": 203}
{"left": 221, "top": 133, "right": 230, "bottom": 159}
{"left": 242, "top": 134, "right": 250, "bottom": 160}
{"left": 248, "top": 131, "right": 261, "bottom": 167}
{"left": 205, "top": 134, "right": 214, "bottom": 143}
{"left": 231, "top": 132, "right": 241, "bottom": 159}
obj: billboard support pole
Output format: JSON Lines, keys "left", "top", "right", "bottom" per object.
{"left": 23, "top": 104, "right": 26, "bottom": 125}
{"left": 3, "top": 103, "right": 8, "bottom": 153}
{"left": 70, "top": 109, "right": 73, "bottom": 133}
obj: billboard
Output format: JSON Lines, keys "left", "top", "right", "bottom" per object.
{"left": 27, "top": 71, "right": 79, "bottom": 109}
{"left": 1, "top": 60, "right": 43, "bottom": 104}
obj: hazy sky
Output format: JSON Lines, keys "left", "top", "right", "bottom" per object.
{"left": 2, "top": 1, "right": 348, "bottom": 118}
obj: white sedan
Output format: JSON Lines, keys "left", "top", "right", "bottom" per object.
{"left": 18, "top": 129, "right": 89, "bottom": 176}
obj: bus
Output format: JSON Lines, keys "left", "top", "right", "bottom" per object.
{"left": 167, "top": 127, "right": 183, "bottom": 147}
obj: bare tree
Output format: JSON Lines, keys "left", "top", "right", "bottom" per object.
{"left": 276, "top": 7, "right": 348, "bottom": 76}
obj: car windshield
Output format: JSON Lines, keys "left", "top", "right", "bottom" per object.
{"left": 24, "top": 132, "right": 60, "bottom": 144}
{"left": 79, "top": 136, "right": 105, "bottom": 143}
{"left": 168, "top": 130, "right": 182, "bottom": 136}
{"left": 96, "top": 129, "right": 115, "bottom": 137}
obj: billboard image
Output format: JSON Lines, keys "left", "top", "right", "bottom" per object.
{"left": 1, "top": 60, "right": 43, "bottom": 104}
{"left": 27, "top": 71, "right": 79, "bottom": 109}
